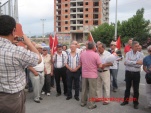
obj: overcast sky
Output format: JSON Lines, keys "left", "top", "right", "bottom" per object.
{"left": 1, "top": 0, "right": 151, "bottom": 36}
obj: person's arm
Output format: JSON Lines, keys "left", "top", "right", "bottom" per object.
{"left": 65, "top": 64, "right": 73, "bottom": 72}
{"left": 143, "top": 65, "right": 148, "bottom": 73}
{"left": 102, "top": 62, "right": 113, "bottom": 68}
{"left": 125, "top": 52, "right": 137, "bottom": 65}
{"left": 50, "top": 54, "right": 54, "bottom": 75}
{"left": 28, "top": 67, "right": 38, "bottom": 76}
{"left": 23, "top": 35, "right": 41, "bottom": 64}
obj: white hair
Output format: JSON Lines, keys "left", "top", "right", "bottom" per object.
{"left": 147, "top": 45, "right": 151, "bottom": 51}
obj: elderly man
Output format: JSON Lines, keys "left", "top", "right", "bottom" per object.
{"left": 108, "top": 41, "right": 122, "bottom": 92}
{"left": 28, "top": 44, "right": 45, "bottom": 103}
{"left": 0, "top": 15, "right": 41, "bottom": 113}
{"left": 68, "top": 41, "right": 81, "bottom": 54}
{"left": 80, "top": 42, "right": 102, "bottom": 109}
{"left": 52, "top": 44, "right": 67, "bottom": 97}
{"left": 121, "top": 41, "right": 144, "bottom": 109}
{"left": 66, "top": 44, "right": 81, "bottom": 101}
{"left": 143, "top": 45, "right": 151, "bottom": 109}
{"left": 96, "top": 43, "right": 113, "bottom": 105}
{"left": 41, "top": 47, "right": 53, "bottom": 96}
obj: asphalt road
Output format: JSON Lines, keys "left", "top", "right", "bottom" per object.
{"left": 25, "top": 59, "right": 151, "bottom": 113}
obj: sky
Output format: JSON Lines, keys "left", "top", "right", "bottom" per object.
{"left": 0, "top": 0, "right": 151, "bottom": 36}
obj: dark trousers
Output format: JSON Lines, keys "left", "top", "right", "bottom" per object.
{"left": 67, "top": 69, "right": 80, "bottom": 98}
{"left": 50, "top": 75, "right": 55, "bottom": 87}
{"left": 54, "top": 67, "right": 67, "bottom": 94}
{"left": 42, "top": 74, "right": 51, "bottom": 93}
{"left": 124, "top": 70, "right": 140, "bottom": 105}
{"left": 110, "top": 69, "right": 118, "bottom": 89}
{"left": 0, "top": 90, "right": 25, "bottom": 113}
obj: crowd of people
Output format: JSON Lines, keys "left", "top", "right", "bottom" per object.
{"left": 0, "top": 15, "right": 151, "bottom": 113}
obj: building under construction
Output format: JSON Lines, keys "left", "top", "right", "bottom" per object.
{"left": 54, "top": 0, "right": 110, "bottom": 42}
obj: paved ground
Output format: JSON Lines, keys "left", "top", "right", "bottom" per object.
{"left": 25, "top": 59, "right": 151, "bottom": 113}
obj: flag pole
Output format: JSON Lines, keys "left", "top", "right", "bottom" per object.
{"left": 52, "top": 32, "right": 56, "bottom": 54}
{"left": 114, "top": 0, "right": 118, "bottom": 40}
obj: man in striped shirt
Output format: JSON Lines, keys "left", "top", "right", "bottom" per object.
{"left": 121, "top": 41, "right": 144, "bottom": 109}
{"left": 65, "top": 44, "right": 81, "bottom": 101}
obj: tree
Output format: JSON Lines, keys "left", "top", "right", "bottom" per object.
{"left": 118, "top": 8, "right": 150, "bottom": 44}
{"left": 91, "top": 23, "right": 114, "bottom": 46}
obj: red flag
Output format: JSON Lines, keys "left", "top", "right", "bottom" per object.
{"left": 116, "top": 36, "right": 121, "bottom": 50}
{"left": 88, "top": 32, "right": 94, "bottom": 42}
{"left": 50, "top": 34, "right": 58, "bottom": 54}
{"left": 49, "top": 35, "right": 53, "bottom": 48}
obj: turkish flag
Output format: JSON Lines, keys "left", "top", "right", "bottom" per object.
{"left": 88, "top": 32, "right": 94, "bottom": 42}
{"left": 49, "top": 34, "right": 58, "bottom": 54}
{"left": 116, "top": 36, "right": 121, "bottom": 50}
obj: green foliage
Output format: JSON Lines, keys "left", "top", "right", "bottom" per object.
{"left": 91, "top": 8, "right": 151, "bottom": 45}
{"left": 118, "top": 8, "right": 150, "bottom": 44}
{"left": 91, "top": 23, "right": 114, "bottom": 46}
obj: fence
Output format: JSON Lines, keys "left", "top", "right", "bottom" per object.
{"left": 0, "top": 0, "right": 17, "bottom": 21}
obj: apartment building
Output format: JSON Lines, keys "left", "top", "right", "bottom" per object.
{"left": 54, "top": 0, "right": 110, "bottom": 42}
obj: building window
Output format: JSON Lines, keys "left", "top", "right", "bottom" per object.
{"left": 65, "top": 27, "right": 68, "bottom": 30}
{"left": 85, "top": 14, "right": 88, "bottom": 17}
{"left": 65, "top": 21, "right": 68, "bottom": 24}
{"left": 65, "top": 15, "right": 68, "bottom": 18}
{"left": 65, "top": 4, "right": 68, "bottom": 7}
{"left": 65, "top": 10, "right": 68, "bottom": 13}
{"left": 85, "top": 2, "right": 88, "bottom": 5}
{"left": 85, "top": 20, "right": 88, "bottom": 24}
{"left": 85, "top": 8, "right": 88, "bottom": 11}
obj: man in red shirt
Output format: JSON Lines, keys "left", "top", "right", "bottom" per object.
{"left": 124, "top": 39, "right": 133, "bottom": 56}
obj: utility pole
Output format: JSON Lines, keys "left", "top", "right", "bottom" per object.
{"left": 0, "top": 2, "right": 1, "bottom": 15}
{"left": 14, "top": 0, "right": 19, "bottom": 22}
{"left": 114, "top": 0, "right": 118, "bottom": 40}
{"left": 41, "top": 19, "right": 46, "bottom": 39}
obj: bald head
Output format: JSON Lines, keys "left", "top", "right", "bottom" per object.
{"left": 70, "top": 44, "right": 76, "bottom": 52}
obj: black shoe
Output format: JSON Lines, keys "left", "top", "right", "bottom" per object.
{"left": 66, "top": 97, "right": 72, "bottom": 100}
{"left": 34, "top": 100, "right": 40, "bottom": 103}
{"left": 39, "top": 97, "right": 43, "bottom": 100}
{"left": 121, "top": 102, "right": 128, "bottom": 106}
{"left": 74, "top": 97, "right": 80, "bottom": 101}
{"left": 56, "top": 93, "right": 61, "bottom": 97}
{"left": 134, "top": 104, "right": 138, "bottom": 109}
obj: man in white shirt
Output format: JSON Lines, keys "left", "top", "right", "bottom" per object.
{"left": 108, "top": 41, "right": 122, "bottom": 92}
{"left": 121, "top": 41, "right": 144, "bottom": 109}
{"left": 28, "top": 44, "right": 45, "bottom": 103}
{"left": 96, "top": 43, "right": 113, "bottom": 105}
{"left": 52, "top": 44, "right": 67, "bottom": 97}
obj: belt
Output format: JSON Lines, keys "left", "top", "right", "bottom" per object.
{"left": 98, "top": 70, "right": 107, "bottom": 73}
{"left": 37, "top": 71, "right": 43, "bottom": 73}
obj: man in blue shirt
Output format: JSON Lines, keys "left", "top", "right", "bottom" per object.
{"left": 143, "top": 45, "right": 151, "bottom": 109}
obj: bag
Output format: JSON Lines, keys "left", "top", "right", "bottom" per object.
{"left": 145, "top": 73, "right": 151, "bottom": 84}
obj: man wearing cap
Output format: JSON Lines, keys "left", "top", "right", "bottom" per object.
{"left": 28, "top": 44, "right": 45, "bottom": 103}
{"left": 41, "top": 47, "right": 53, "bottom": 96}
{"left": 108, "top": 41, "right": 122, "bottom": 92}
{"left": 52, "top": 44, "right": 67, "bottom": 97}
